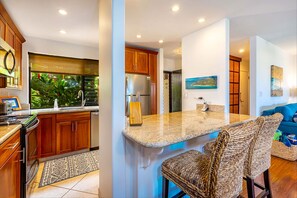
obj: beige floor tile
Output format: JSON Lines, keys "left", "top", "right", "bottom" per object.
{"left": 51, "top": 174, "right": 87, "bottom": 189}
{"left": 63, "top": 190, "right": 98, "bottom": 198}
{"left": 72, "top": 171, "right": 99, "bottom": 194}
{"left": 30, "top": 182, "right": 69, "bottom": 198}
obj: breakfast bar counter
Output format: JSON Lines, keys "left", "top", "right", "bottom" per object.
{"left": 123, "top": 110, "right": 255, "bottom": 198}
{"left": 124, "top": 110, "right": 253, "bottom": 148}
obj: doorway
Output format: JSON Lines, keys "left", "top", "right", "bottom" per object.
{"left": 163, "top": 70, "right": 182, "bottom": 113}
{"left": 229, "top": 55, "right": 250, "bottom": 115}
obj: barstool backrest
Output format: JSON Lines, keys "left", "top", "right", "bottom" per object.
{"left": 207, "top": 120, "right": 261, "bottom": 198}
{"left": 245, "top": 113, "right": 283, "bottom": 179}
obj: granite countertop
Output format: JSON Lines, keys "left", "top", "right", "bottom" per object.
{"left": 11, "top": 106, "right": 99, "bottom": 116}
{"left": 0, "top": 124, "right": 22, "bottom": 145}
{"left": 123, "top": 110, "right": 255, "bottom": 148}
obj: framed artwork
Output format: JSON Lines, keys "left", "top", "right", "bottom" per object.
{"left": 186, "top": 75, "right": 217, "bottom": 89}
{"left": 0, "top": 96, "right": 22, "bottom": 110}
{"left": 271, "top": 65, "right": 283, "bottom": 97}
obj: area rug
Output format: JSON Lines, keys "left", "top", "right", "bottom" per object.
{"left": 39, "top": 150, "right": 99, "bottom": 187}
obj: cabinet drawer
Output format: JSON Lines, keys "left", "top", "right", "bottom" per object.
{"left": 0, "top": 130, "right": 20, "bottom": 168}
{"left": 56, "top": 112, "right": 90, "bottom": 122}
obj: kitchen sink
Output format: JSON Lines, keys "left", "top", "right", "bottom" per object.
{"left": 59, "top": 106, "right": 84, "bottom": 110}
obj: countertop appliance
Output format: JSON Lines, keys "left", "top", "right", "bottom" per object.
{"left": 126, "top": 74, "right": 151, "bottom": 116}
{"left": 91, "top": 111, "right": 99, "bottom": 149}
{"left": 0, "top": 114, "right": 39, "bottom": 198}
{"left": 0, "top": 102, "right": 13, "bottom": 115}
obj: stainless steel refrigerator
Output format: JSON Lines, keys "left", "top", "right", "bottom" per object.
{"left": 126, "top": 74, "right": 151, "bottom": 116}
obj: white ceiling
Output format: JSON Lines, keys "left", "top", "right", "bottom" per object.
{"left": 2, "top": 0, "right": 296, "bottom": 60}
{"left": 1, "top": 0, "right": 99, "bottom": 47}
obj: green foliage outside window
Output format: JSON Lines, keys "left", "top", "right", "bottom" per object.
{"left": 30, "top": 73, "right": 82, "bottom": 109}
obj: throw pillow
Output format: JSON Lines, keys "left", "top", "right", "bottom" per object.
{"left": 293, "top": 112, "right": 297, "bottom": 122}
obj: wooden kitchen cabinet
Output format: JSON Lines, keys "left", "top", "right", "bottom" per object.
{"left": 149, "top": 54, "right": 157, "bottom": 83}
{"left": 75, "top": 120, "right": 90, "bottom": 150}
{"left": 56, "top": 112, "right": 90, "bottom": 154}
{"left": 0, "top": 16, "right": 5, "bottom": 39}
{"left": 56, "top": 121, "right": 73, "bottom": 154}
{"left": 135, "top": 51, "right": 149, "bottom": 74}
{"left": 14, "top": 36, "right": 22, "bottom": 86}
{"left": 125, "top": 47, "right": 149, "bottom": 75}
{"left": 37, "top": 114, "right": 56, "bottom": 158}
{"left": 0, "top": 1, "right": 26, "bottom": 88}
{"left": 125, "top": 48, "right": 136, "bottom": 73}
{"left": 0, "top": 130, "right": 21, "bottom": 198}
{"left": 5, "top": 24, "right": 14, "bottom": 48}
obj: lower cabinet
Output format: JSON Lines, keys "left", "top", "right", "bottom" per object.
{"left": 56, "top": 112, "right": 90, "bottom": 155}
{"left": 74, "top": 120, "right": 90, "bottom": 151}
{"left": 0, "top": 131, "right": 21, "bottom": 198}
{"left": 56, "top": 121, "right": 73, "bottom": 154}
{"left": 37, "top": 112, "right": 91, "bottom": 158}
{"left": 38, "top": 114, "right": 56, "bottom": 158}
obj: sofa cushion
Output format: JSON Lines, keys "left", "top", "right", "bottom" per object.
{"left": 287, "top": 103, "right": 297, "bottom": 112}
{"left": 262, "top": 109, "right": 275, "bottom": 116}
{"left": 275, "top": 106, "right": 295, "bottom": 122}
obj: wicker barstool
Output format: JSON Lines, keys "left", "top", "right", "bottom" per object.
{"left": 161, "top": 119, "right": 261, "bottom": 198}
{"left": 204, "top": 113, "right": 283, "bottom": 198}
{"left": 244, "top": 113, "right": 283, "bottom": 198}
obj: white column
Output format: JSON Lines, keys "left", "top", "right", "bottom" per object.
{"left": 98, "top": 0, "right": 125, "bottom": 197}
{"left": 157, "top": 48, "right": 164, "bottom": 114}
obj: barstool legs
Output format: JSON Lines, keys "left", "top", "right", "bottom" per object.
{"left": 264, "top": 169, "right": 273, "bottom": 198}
{"left": 246, "top": 169, "right": 273, "bottom": 198}
{"left": 247, "top": 177, "right": 256, "bottom": 198}
{"left": 162, "top": 176, "right": 169, "bottom": 198}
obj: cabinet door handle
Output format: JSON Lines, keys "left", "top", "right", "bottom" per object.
{"left": 6, "top": 142, "right": 18, "bottom": 150}
{"left": 19, "top": 148, "right": 25, "bottom": 163}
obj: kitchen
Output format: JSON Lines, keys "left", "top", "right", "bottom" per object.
{"left": 0, "top": 1, "right": 102, "bottom": 198}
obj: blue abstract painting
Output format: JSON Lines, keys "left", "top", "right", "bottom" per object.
{"left": 186, "top": 76, "right": 217, "bottom": 89}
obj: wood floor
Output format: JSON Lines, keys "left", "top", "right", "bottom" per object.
{"left": 240, "top": 156, "right": 297, "bottom": 198}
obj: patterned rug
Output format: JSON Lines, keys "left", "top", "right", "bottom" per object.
{"left": 39, "top": 150, "right": 99, "bottom": 187}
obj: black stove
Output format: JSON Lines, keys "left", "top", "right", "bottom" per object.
{"left": 0, "top": 114, "right": 37, "bottom": 126}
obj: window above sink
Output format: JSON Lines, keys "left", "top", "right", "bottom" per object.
{"left": 29, "top": 53, "right": 99, "bottom": 109}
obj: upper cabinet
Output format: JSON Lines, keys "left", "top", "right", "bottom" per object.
{"left": 125, "top": 47, "right": 152, "bottom": 75}
{"left": 125, "top": 46, "right": 158, "bottom": 114}
{"left": 5, "top": 24, "right": 15, "bottom": 48}
{"left": 125, "top": 48, "right": 136, "bottom": 73}
{"left": 0, "top": 2, "right": 26, "bottom": 88}
{"left": 0, "top": 16, "right": 5, "bottom": 39}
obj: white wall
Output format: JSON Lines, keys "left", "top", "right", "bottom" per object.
{"left": 164, "top": 58, "right": 182, "bottom": 71}
{"left": 0, "top": 36, "right": 99, "bottom": 104}
{"left": 182, "top": 19, "right": 230, "bottom": 111}
{"left": 250, "top": 36, "right": 297, "bottom": 116}
{"left": 240, "top": 60, "right": 250, "bottom": 115}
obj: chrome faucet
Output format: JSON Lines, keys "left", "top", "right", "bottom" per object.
{"left": 78, "top": 90, "right": 86, "bottom": 107}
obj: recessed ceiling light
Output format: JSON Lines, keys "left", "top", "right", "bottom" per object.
{"left": 171, "top": 5, "right": 180, "bottom": 12}
{"left": 136, "top": 34, "right": 141, "bottom": 38}
{"left": 198, "top": 18, "right": 205, "bottom": 23}
{"left": 239, "top": 49, "right": 245, "bottom": 53}
{"left": 60, "top": 30, "right": 67, "bottom": 34}
{"left": 159, "top": 40, "right": 164, "bottom": 44}
{"left": 58, "top": 9, "right": 67, "bottom": 15}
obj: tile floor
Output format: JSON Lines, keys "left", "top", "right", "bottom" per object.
{"left": 30, "top": 163, "right": 99, "bottom": 198}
